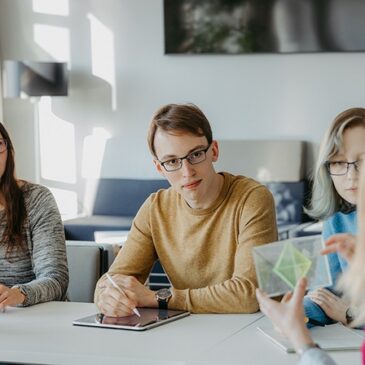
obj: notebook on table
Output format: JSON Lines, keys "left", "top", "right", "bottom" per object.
{"left": 257, "top": 323, "right": 363, "bottom": 353}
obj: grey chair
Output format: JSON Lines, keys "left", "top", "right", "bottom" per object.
{"left": 66, "top": 241, "right": 107, "bottom": 303}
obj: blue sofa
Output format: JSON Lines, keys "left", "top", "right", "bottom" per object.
{"left": 64, "top": 179, "right": 170, "bottom": 241}
{"left": 63, "top": 139, "right": 313, "bottom": 289}
{"left": 265, "top": 180, "right": 311, "bottom": 239}
{"left": 64, "top": 140, "right": 313, "bottom": 241}
{"left": 63, "top": 177, "right": 310, "bottom": 289}
{"left": 64, "top": 178, "right": 309, "bottom": 241}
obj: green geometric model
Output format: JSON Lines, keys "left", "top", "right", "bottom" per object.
{"left": 272, "top": 242, "right": 312, "bottom": 289}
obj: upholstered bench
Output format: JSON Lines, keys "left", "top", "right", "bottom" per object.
{"left": 64, "top": 178, "right": 170, "bottom": 241}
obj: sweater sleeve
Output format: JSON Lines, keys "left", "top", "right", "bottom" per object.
{"left": 322, "top": 217, "right": 342, "bottom": 287}
{"left": 94, "top": 197, "right": 157, "bottom": 301}
{"left": 299, "top": 348, "right": 337, "bottom": 365}
{"left": 168, "top": 186, "right": 278, "bottom": 313}
{"left": 322, "top": 218, "right": 334, "bottom": 241}
{"left": 16, "top": 186, "right": 69, "bottom": 306}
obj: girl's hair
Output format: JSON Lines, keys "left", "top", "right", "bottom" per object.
{"left": 0, "top": 122, "right": 27, "bottom": 257}
{"left": 338, "top": 161, "right": 365, "bottom": 326}
{"left": 306, "top": 108, "right": 365, "bottom": 220}
{"left": 147, "top": 103, "right": 213, "bottom": 158}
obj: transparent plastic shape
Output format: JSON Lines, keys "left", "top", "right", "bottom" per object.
{"left": 253, "top": 235, "right": 332, "bottom": 297}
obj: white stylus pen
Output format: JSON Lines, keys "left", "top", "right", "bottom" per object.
{"left": 106, "top": 273, "right": 141, "bottom": 317}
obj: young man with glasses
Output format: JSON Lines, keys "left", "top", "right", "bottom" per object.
{"left": 95, "top": 103, "right": 277, "bottom": 316}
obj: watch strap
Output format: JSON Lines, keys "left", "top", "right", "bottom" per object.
{"left": 158, "top": 299, "right": 168, "bottom": 310}
{"left": 155, "top": 288, "right": 172, "bottom": 310}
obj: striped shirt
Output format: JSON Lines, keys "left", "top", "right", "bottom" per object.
{"left": 0, "top": 182, "right": 68, "bottom": 306}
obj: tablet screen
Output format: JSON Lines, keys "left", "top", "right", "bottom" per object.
{"left": 73, "top": 308, "right": 190, "bottom": 331}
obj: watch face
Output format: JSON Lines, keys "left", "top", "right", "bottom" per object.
{"left": 157, "top": 288, "right": 172, "bottom": 300}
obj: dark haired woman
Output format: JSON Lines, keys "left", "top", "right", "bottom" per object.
{"left": 0, "top": 122, "right": 68, "bottom": 309}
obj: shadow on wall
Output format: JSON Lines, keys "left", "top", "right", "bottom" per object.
{"left": 2, "top": 1, "right": 128, "bottom": 218}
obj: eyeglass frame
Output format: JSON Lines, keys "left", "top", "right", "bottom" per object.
{"left": 158, "top": 143, "right": 212, "bottom": 172}
{"left": 0, "top": 139, "right": 8, "bottom": 153}
{"left": 325, "top": 160, "right": 362, "bottom": 176}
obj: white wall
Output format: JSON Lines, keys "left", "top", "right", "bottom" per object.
{"left": 0, "top": 0, "right": 365, "bottom": 215}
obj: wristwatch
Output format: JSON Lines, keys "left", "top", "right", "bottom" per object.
{"left": 155, "top": 288, "right": 172, "bottom": 310}
{"left": 297, "top": 342, "right": 321, "bottom": 356}
{"left": 346, "top": 307, "right": 355, "bottom": 325}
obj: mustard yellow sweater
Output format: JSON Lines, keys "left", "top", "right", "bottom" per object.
{"left": 97, "top": 172, "right": 277, "bottom": 313}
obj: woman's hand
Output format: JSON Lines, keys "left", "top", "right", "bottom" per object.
{"left": 95, "top": 274, "right": 157, "bottom": 317}
{"left": 256, "top": 278, "right": 314, "bottom": 352}
{"left": 0, "top": 285, "right": 25, "bottom": 310}
{"left": 321, "top": 233, "right": 356, "bottom": 262}
{"left": 307, "top": 288, "right": 349, "bottom": 324}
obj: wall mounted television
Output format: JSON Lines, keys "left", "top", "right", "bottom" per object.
{"left": 2, "top": 61, "right": 68, "bottom": 98}
{"left": 164, "top": 0, "right": 365, "bottom": 54}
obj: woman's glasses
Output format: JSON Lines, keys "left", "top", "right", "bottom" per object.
{"left": 325, "top": 160, "right": 362, "bottom": 176}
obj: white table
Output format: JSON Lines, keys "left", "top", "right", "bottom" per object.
{"left": 0, "top": 302, "right": 262, "bottom": 365}
{"left": 0, "top": 302, "right": 361, "bottom": 365}
{"left": 186, "top": 316, "right": 362, "bottom": 365}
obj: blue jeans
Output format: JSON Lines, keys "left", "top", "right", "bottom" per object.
{"left": 304, "top": 252, "right": 348, "bottom": 328}
{"left": 304, "top": 296, "right": 336, "bottom": 328}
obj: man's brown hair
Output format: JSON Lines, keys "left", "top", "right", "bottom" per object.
{"left": 147, "top": 103, "right": 213, "bottom": 158}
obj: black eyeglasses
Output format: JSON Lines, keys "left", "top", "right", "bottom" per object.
{"left": 325, "top": 160, "right": 362, "bottom": 176}
{"left": 159, "top": 144, "right": 212, "bottom": 172}
{"left": 0, "top": 139, "right": 7, "bottom": 153}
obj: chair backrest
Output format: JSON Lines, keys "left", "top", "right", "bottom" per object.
{"left": 66, "top": 241, "right": 106, "bottom": 303}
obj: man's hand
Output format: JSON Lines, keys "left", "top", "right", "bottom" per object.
{"left": 307, "top": 288, "right": 349, "bottom": 324}
{"left": 0, "top": 285, "right": 25, "bottom": 310}
{"left": 95, "top": 274, "right": 157, "bottom": 317}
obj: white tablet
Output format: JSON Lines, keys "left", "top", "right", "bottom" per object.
{"left": 73, "top": 308, "right": 190, "bottom": 331}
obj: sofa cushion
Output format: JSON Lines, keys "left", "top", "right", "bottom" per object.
{"left": 64, "top": 178, "right": 170, "bottom": 241}
{"left": 265, "top": 181, "right": 309, "bottom": 224}
{"left": 92, "top": 178, "right": 170, "bottom": 216}
{"left": 64, "top": 215, "right": 134, "bottom": 241}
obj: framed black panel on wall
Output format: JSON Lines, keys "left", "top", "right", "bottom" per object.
{"left": 2, "top": 61, "right": 68, "bottom": 98}
{"left": 164, "top": 0, "right": 365, "bottom": 54}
